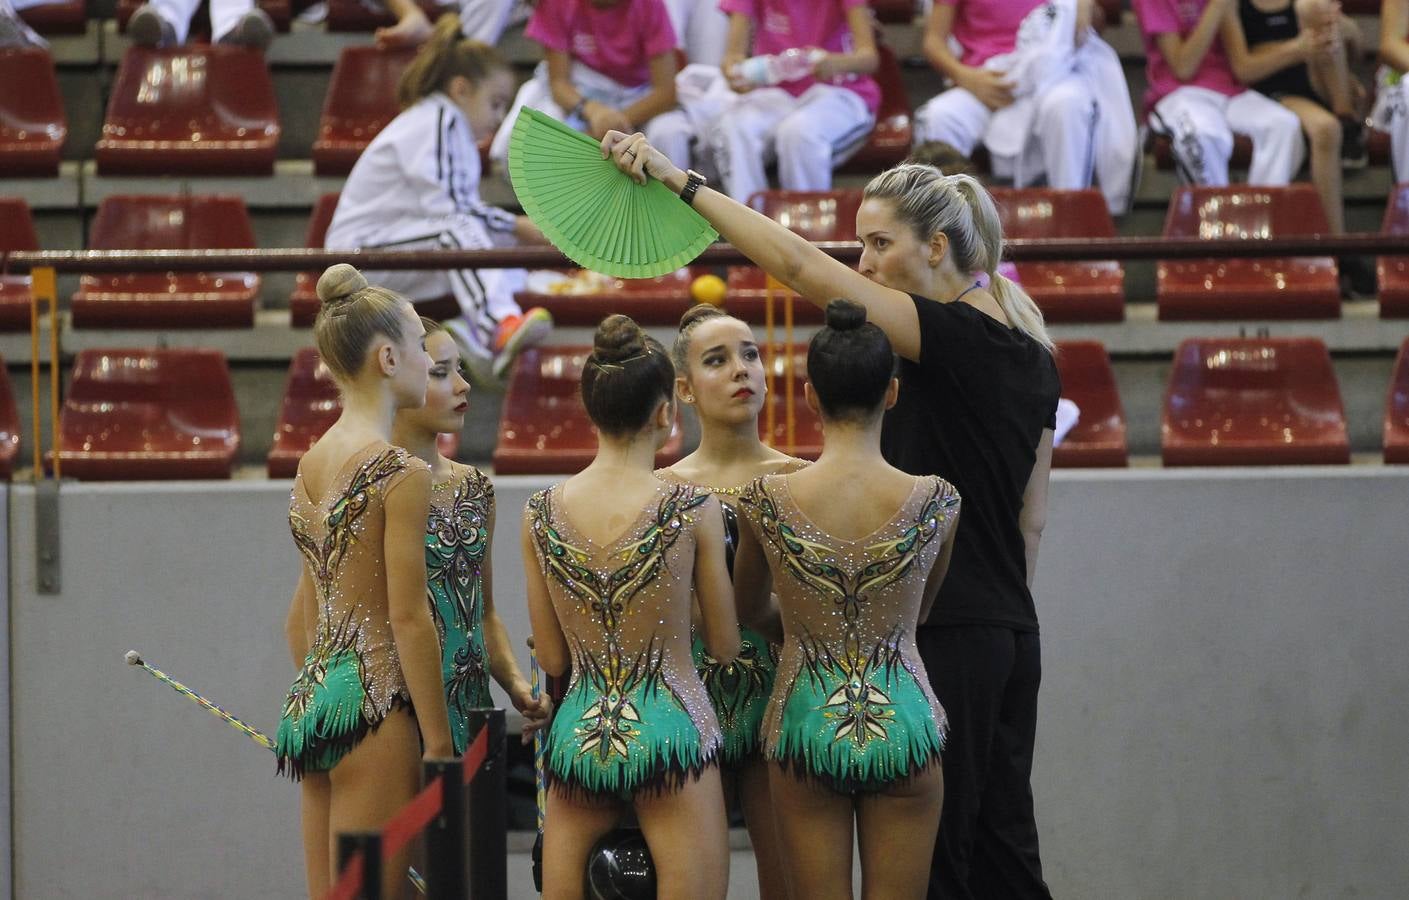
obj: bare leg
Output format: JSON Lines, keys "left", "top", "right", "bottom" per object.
{"left": 1280, "top": 95, "right": 1345, "bottom": 233}
{"left": 327, "top": 708, "right": 422, "bottom": 899}
{"left": 635, "top": 768, "right": 732, "bottom": 900}
{"left": 1297, "top": 0, "right": 1356, "bottom": 117}
{"left": 300, "top": 772, "right": 331, "bottom": 900}
{"left": 736, "top": 759, "right": 793, "bottom": 900}
{"left": 767, "top": 764, "right": 855, "bottom": 900}
{"left": 856, "top": 764, "right": 945, "bottom": 900}
{"left": 541, "top": 786, "right": 623, "bottom": 900}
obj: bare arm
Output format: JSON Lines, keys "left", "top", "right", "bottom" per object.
{"left": 919, "top": 511, "right": 958, "bottom": 624}
{"left": 1383, "top": 0, "right": 1409, "bottom": 72}
{"left": 731, "top": 511, "right": 779, "bottom": 641}
{"left": 602, "top": 131, "right": 924, "bottom": 360}
{"left": 1019, "top": 429, "right": 1054, "bottom": 588}
{"left": 522, "top": 512, "right": 570, "bottom": 677}
{"left": 1220, "top": 10, "right": 1312, "bottom": 84}
{"left": 284, "top": 570, "right": 314, "bottom": 667}
{"left": 694, "top": 498, "right": 741, "bottom": 663}
{"left": 481, "top": 505, "right": 552, "bottom": 739}
{"left": 815, "top": 7, "right": 879, "bottom": 80}
{"left": 922, "top": 4, "right": 1015, "bottom": 109}
{"left": 722, "top": 12, "right": 754, "bottom": 90}
{"left": 1154, "top": 0, "right": 1233, "bottom": 81}
{"left": 621, "top": 52, "right": 680, "bottom": 128}
{"left": 545, "top": 48, "right": 586, "bottom": 114}
{"left": 385, "top": 469, "right": 455, "bottom": 758}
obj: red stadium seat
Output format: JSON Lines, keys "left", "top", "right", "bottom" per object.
{"left": 1378, "top": 182, "right": 1409, "bottom": 318}
{"left": 55, "top": 348, "right": 241, "bottom": 480}
{"left": 268, "top": 348, "right": 460, "bottom": 476}
{"left": 313, "top": 45, "right": 417, "bottom": 176}
{"left": 519, "top": 268, "right": 704, "bottom": 327}
{"left": 836, "top": 41, "right": 910, "bottom": 175}
{"left": 326, "top": 0, "right": 451, "bottom": 31}
{"left": 493, "top": 347, "right": 684, "bottom": 474}
{"left": 1152, "top": 125, "right": 1393, "bottom": 171}
{"left": 0, "top": 198, "right": 39, "bottom": 331}
{"left": 758, "top": 344, "right": 822, "bottom": 460}
{"left": 0, "top": 48, "right": 67, "bottom": 177}
{"left": 114, "top": 0, "right": 291, "bottom": 31}
{"left": 0, "top": 357, "right": 19, "bottom": 479}
{"left": 1052, "top": 340, "right": 1128, "bottom": 467}
{"left": 1157, "top": 185, "right": 1340, "bottom": 320}
{"left": 991, "top": 188, "right": 1125, "bottom": 322}
{"left": 72, "top": 195, "right": 259, "bottom": 329}
{"left": 291, "top": 193, "right": 341, "bottom": 327}
{"left": 1161, "top": 337, "right": 1349, "bottom": 466}
{"left": 1386, "top": 338, "right": 1409, "bottom": 464}
{"left": 15, "top": 0, "right": 85, "bottom": 34}
{"left": 95, "top": 46, "right": 279, "bottom": 176}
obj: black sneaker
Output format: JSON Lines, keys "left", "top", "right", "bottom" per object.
{"left": 1337, "top": 255, "right": 1377, "bottom": 299}
{"left": 1341, "top": 119, "right": 1368, "bottom": 170}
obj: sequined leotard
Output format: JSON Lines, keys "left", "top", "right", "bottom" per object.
{"left": 277, "top": 443, "right": 431, "bottom": 779}
{"left": 735, "top": 473, "right": 961, "bottom": 792}
{"left": 525, "top": 480, "right": 724, "bottom": 797}
{"left": 658, "top": 460, "right": 809, "bottom": 766}
{"left": 426, "top": 463, "right": 495, "bottom": 756}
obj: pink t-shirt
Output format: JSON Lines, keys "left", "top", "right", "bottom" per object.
{"left": 936, "top": 0, "right": 1045, "bottom": 67}
{"left": 1133, "top": 0, "right": 1242, "bottom": 112}
{"left": 719, "top": 0, "right": 881, "bottom": 113}
{"left": 526, "top": 0, "right": 678, "bottom": 88}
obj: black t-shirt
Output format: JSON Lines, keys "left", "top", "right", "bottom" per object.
{"left": 880, "top": 294, "right": 1061, "bottom": 632}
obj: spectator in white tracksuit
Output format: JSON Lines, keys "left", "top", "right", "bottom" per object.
{"left": 326, "top": 15, "right": 552, "bottom": 382}
{"left": 125, "top": 0, "right": 273, "bottom": 49}
{"left": 1376, "top": 0, "right": 1409, "bottom": 182}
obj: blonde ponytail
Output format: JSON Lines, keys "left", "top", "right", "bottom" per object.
{"left": 397, "top": 14, "right": 510, "bottom": 109}
{"left": 863, "top": 165, "right": 1053, "bottom": 351}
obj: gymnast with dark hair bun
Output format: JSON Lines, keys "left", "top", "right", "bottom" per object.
{"left": 732, "top": 298, "right": 961, "bottom": 899}
{"left": 521, "top": 313, "right": 739, "bottom": 900}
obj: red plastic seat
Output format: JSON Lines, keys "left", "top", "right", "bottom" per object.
{"left": 72, "top": 195, "right": 259, "bottom": 329}
{"left": 519, "top": 268, "right": 705, "bottom": 327}
{"left": 1378, "top": 183, "right": 1409, "bottom": 318}
{"left": 991, "top": 188, "right": 1125, "bottom": 322}
{"left": 0, "top": 357, "right": 19, "bottom": 479}
{"left": 1051, "top": 340, "right": 1128, "bottom": 467}
{"left": 56, "top": 348, "right": 241, "bottom": 480}
{"left": 326, "top": 0, "right": 450, "bottom": 31}
{"left": 268, "top": 348, "right": 459, "bottom": 476}
{"left": 1161, "top": 337, "right": 1349, "bottom": 466}
{"left": 1157, "top": 185, "right": 1340, "bottom": 320}
{"left": 115, "top": 0, "right": 292, "bottom": 31}
{"left": 1386, "top": 338, "right": 1409, "bottom": 464}
{"left": 313, "top": 45, "right": 417, "bottom": 176}
{"left": 1151, "top": 127, "right": 1393, "bottom": 170}
{"left": 493, "top": 347, "right": 684, "bottom": 474}
{"left": 291, "top": 193, "right": 341, "bottom": 327}
{"left": 0, "top": 198, "right": 39, "bottom": 332}
{"left": 15, "top": 0, "right": 86, "bottom": 34}
{"left": 836, "top": 41, "right": 910, "bottom": 175}
{"left": 757, "top": 344, "right": 822, "bottom": 460}
{"left": 0, "top": 48, "right": 67, "bottom": 177}
{"left": 95, "top": 46, "right": 280, "bottom": 176}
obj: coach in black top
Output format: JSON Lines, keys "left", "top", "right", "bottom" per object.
{"left": 603, "top": 131, "right": 1062, "bottom": 900}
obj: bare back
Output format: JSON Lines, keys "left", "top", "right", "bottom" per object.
{"left": 781, "top": 457, "right": 923, "bottom": 542}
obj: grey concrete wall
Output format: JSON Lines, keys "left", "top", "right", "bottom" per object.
{"left": 8, "top": 469, "right": 1409, "bottom": 898}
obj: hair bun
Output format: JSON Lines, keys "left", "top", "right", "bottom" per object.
{"left": 824, "top": 299, "right": 867, "bottom": 332}
{"left": 317, "top": 263, "right": 368, "bottom": 305}
{"left": 592, "top": 313, "right": 649, "bottom": 364}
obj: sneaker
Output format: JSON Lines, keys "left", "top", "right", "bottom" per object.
{"left": 126, "top": 4, "right": 175, "bottom": 47}
{"left": 218, "top": 7, "right": 273, "bottom": 51}
{"left": 491, "top": 307, "right": 553, "bottom": 381}
{"left": 0, "top": 4, "right": 47, "bottom": 48}
{"left": 1337, "top": 255, "right": 1377, "bottom": 299}
{"left": 1341, "top": 119, "right": 1368, "bottom": 170}
{"left": 442, "top": 318, "right": 496, "bottom": 387}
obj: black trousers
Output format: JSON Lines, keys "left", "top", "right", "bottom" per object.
{"left": 919, "top": 625, "right": 1052, "bottom": 900}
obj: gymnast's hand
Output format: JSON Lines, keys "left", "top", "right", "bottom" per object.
{"left": 511, "top": 681, "right": 554, "bottom": 745}
{"left": 601, "top": 131, "right": 682, "bottom": 189}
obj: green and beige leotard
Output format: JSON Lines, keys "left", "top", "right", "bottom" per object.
{"left": 525, "top": 480, "right": 724, "bottom": 797}
{"left": 276, "top": 443, "right": 430, "bottom": 780}
{"left": 426, "top": 463, "right": 495, "bottom": 756}
{"left": 735, "top": 473, "right": 961, "bottom": 793}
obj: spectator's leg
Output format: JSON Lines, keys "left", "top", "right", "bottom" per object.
{"left": 707, "top": 87, "right": 795, "bottom": 202}
{"left": 913, "top": 87, "right": 990, "bottom": 156}
{"left": 1229, "top": 89, "right": 1307, "bottom": 185}
{"left": 457, "top": 0, "right": 517, "bottom": 44}
{"left": 1032, "top": 71, "right": 1099, "bottom": 190}
{"left": 1154, "top": 85, "right": 1235, "bottom": 186}
{"left": 774, "top": 84, "right": 874, "bottom": 191}
{"left": 644, "top": 109, "right": 698, "bottom": 171}
{"left": 1279, "top": 95, "right": 1344, "bottom": 232}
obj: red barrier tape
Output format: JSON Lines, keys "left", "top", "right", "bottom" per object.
{"left": 326, "top": 852, "right": 364, "bottom": 900}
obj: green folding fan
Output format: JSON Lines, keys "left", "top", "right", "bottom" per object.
{"left": 507, "top": 107, "right": 717, "bottom": 279}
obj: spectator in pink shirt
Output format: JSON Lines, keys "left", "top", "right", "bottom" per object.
{"left": 706, "top": 0, "right": 880, "bottom": 202}
{"left": 489, "top": 0, "right": 692, "bottom": 166}
{"left": 1134, "top": 0, "right": 1304, "bottom": 185}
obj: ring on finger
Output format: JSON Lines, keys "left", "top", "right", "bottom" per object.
{"left": 624, "top": 148, "right": 637, "bottom": 159}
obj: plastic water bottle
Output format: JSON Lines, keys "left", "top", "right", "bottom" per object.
{"left": 732, "top": 47, "right": 827, "bottom": 87}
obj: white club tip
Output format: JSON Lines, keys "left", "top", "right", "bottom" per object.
{"left": 125, "top": 650, "right": 143, "bottom": 666}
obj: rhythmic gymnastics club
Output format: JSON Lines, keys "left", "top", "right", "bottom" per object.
{"left": 124, "top": 651, "right": 428, "bottom": 895}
